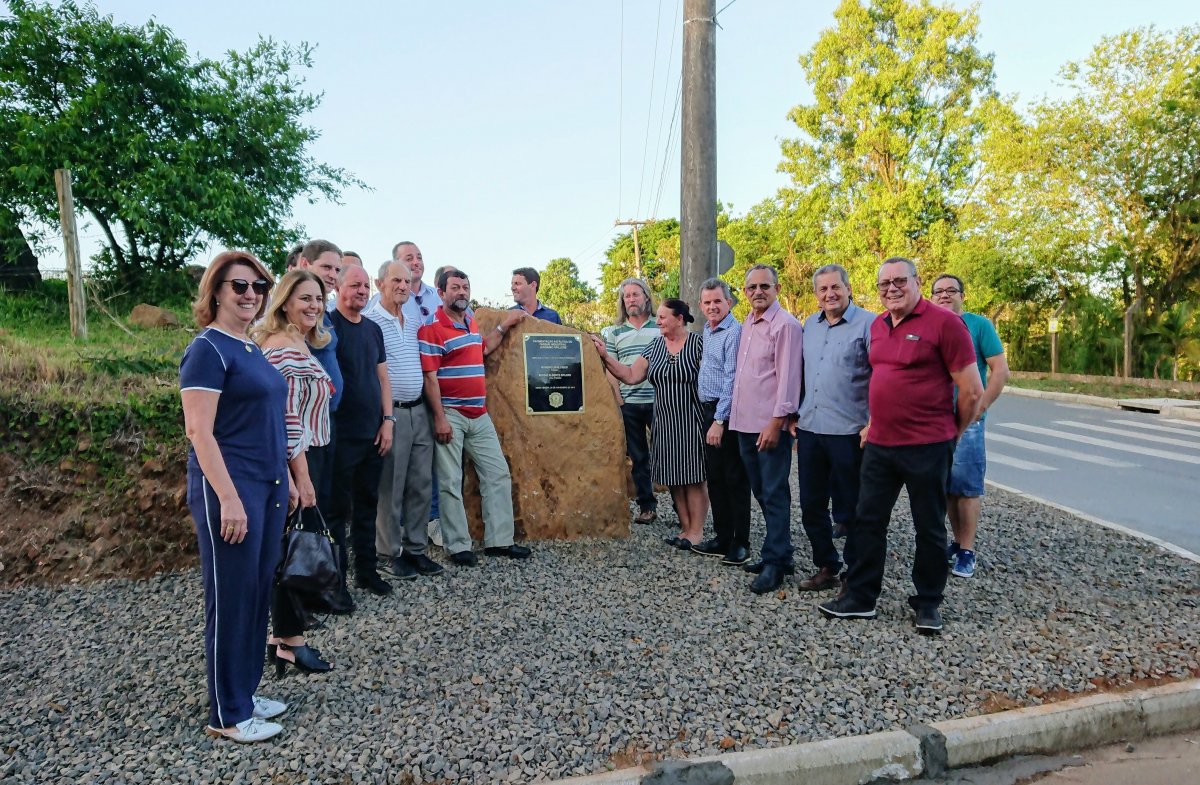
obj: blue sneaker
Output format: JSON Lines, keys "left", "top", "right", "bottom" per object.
{"left": 951, "top": 549, "right": 976, "bottom": 578}
{"left": 946, "top": 540, "right": 961, "bottom": 566}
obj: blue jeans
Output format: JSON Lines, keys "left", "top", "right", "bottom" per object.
{"left": 947, "top": 420, "right": 986, "bottom": 497}
{"left": 795, "top": 429, "right": 862, "bottom": 572}
{"left": 737, "top": 430, "right": 794, "bottom": 567}
{"left": 621, "top": 402, "right": 656, "bottom": 512}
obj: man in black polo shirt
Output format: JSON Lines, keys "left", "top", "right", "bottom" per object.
{"left": 328, "top": 264, "right": 394, "bottom": 598}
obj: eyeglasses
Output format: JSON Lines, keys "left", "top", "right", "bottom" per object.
{"left": 931, "top": 287, "right": 962, "bottom": 296}
{"left": 225, "top": 278, "right": 270, "bottom": 296}
{"left": 876, "top": 277, "right": 910, "bottom": 292}
{"left": 745, "top": 282, "right": 775, "bottom": 292}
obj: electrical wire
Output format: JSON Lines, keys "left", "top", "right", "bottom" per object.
{"left": 646, "top": 0, "right": 682, "bottom": 219}
{"left": 651, "top": 74, "right": 683, "bottom": 219}
{"left": 617, "top": 0, "right": 625, "bottom": 219}
{"left": 635, "top": 0, "right": 665, "bottom": 219}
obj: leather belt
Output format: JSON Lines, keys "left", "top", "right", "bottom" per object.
{"left": 393, "top": 398, "right": 424, "bottom": 409}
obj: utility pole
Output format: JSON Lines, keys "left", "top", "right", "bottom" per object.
{"left": 614, "top": 218, "right": 653, "bottom": 280}
{"left": 54, "top": 169, "right": 87, "bottom": 340}
{"left": 680, "top": 0, "right": 717, "bottom": 309}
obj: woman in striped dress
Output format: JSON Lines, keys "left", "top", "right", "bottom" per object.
{"left": 592, "top": 299, "right": 709, "bottom": 549}
{"left": 252, "top": 270, "right": 335, "bottom": 674}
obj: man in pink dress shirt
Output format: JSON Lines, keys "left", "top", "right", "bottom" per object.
{"left": 730, "top": 264, "right": 804, "bottom": 594}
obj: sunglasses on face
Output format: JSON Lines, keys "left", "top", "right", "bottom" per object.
{"left": 745, "top": 283, "right": 775, "bottom": 292}
{"left": 224, "top": 278, "right": 270, "bottom": 296}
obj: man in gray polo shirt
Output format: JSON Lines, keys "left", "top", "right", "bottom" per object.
{"left": 792, "top": 264, "right": 873, "bottom": 592}
{"left": 365, "top": 260, "right": 443, "bottom": 579}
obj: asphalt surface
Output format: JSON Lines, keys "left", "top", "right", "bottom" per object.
{"left": 904, "top": 729, "right": 1200, "bottom": 784}
{"left": 984, "top": 395, "right": 1200, "bottom": 557}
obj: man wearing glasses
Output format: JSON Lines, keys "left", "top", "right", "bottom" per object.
{"left": 931, "top": 274, "right": 1009, "bottom": 579}
{"left": 730, "top": 264, "right": 803, "bottom": 594}
{"left": 819, "top": 257, "right": 982, "bottom": 634}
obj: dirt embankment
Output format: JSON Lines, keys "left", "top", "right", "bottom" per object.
{"left": 0, "top": 449, "right": 195, "bottom": 588}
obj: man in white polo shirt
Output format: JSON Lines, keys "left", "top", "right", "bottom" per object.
{"left": 365, "top": 260, "right": 443, "bottom": 579}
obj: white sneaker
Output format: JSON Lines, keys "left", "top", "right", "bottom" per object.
{"left": 428, "top": 518, "right": 443, "bottom": 548}
{"left": 206, "top": 717, "right": 283, "bottom": 743}
{"left": 251, "top": 695, "right": 287, "bottom": 720}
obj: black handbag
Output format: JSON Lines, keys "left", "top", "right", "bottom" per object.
{"left": 277, "top": 506, "right": 341, "bottom": 606}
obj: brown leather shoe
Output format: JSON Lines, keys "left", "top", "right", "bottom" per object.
{"left": 796, "top": 566, "right": 839, "bottom": 591}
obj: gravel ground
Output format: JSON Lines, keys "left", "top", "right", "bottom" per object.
{"left": 2, "top": 486, "right": 1198, "bottom": 784}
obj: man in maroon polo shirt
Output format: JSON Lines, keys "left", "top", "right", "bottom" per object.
{"left": 818, "top": 256, "right": 982, "bottom": 634}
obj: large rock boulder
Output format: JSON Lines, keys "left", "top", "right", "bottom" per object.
{"left": 128, "top": 304, "right": 180, "bottom": 329}
{"left": 460, "top": 308, "right": 629, "bottom": 541}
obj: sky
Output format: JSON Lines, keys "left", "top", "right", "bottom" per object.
{"left": 32, "top": 0, "right": 1200, "bottom": 303}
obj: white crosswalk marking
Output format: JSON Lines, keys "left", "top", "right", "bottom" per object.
{"left": 996, "top": 422, "right": 1200, "bottom": 465}
{"left": 1161, "top": 418, "right": 1200, "bottom": 430}
{"left": 988, "top": 452, "right": 1056, "bottom": 471}
{"left": 986, "top": 432, "right": 1137, "bottom": 467}
{"left": 1054, "top": 420, "right": 1200, "bottom": 450}
{"left": 1109, "top": 419, "right": 1200, "bottom": 439}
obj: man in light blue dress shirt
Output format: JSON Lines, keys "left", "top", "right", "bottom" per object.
{"left": 792, "top": 264, "right": 873, "bottom": 593}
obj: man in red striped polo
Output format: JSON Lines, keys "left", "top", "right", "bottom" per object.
{"left": 419, "top": 269, "right": 532, "bottom": 566}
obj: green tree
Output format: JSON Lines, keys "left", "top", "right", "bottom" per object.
{"left": 780, "top": 0, "right": 997, "bottom": 278}
{"left": 0, "top": 0, "right": 360, "bottom": 296}
{"left": 598, "top": 219, "right": 680, "bottom": 310}
{"left": 538, "top": 257, "right": 600, "bottom": 329}
{"left": 1024, "top": 26, "right": 1200, "bottom": 317}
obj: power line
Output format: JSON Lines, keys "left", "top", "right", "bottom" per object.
{"left": 652, "top": 74, "right": 683, "bottom": 219}
{"left": 617, "top": 0, "right": 626, "bottom": 218}
{"left": 635, "top": 0, "right": 665, "bottom": 219}
{"left": 646, "top": 0, "right": 682, "bottom": 218}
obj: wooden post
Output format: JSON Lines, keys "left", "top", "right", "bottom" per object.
{"left": 680, "top": 0, "right": 717, "bottom": 307}
{"left": 1122, "top": 297, "right": 1141, "bottom": 379}
{"left": 54, "top": 169, "right": 87, "bottom": 340}
{"left": 1049, "top": 301, "right": 1066, "bottom": 374}
{"left": 614, "top": 219, "right": 652, "bottom": 281}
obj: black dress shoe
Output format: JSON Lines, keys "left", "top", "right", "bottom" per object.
{"left": 691, "top": 537, "right": 726, "bottom": 557}
{"left": 402, "top": 551, "right": 445, "bottom": 576}
{"left": 484, "top": 544, "right": 532, "bottom": 559}
{"left": 450, "top": 550, "right": 478, "bottom": 567}
{"left": 744, "top": 560, "right": 794, "bottom": 575}
{"left": 750, "top": 564, "right": 786, "bottom": 594}
{"left": 721, "top": 546, "right": 750, "bottom": 566}
{"left": 354, "top": 571, "right": 393, "bottom": 596}
{"left": 388, "top": 557, "right": 418, "bottom": 581}
{"left": 327, "top": 584, "right": 355, "bottom": 615}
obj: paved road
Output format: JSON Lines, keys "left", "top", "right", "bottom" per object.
{"left": 985, "top": 394, "right": 1200, "bottom": 556}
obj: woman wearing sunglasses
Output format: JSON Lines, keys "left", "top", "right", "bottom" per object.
{"left": 251, "top": 269, "right": 335, "bottom": 675}
{"left": 180, "top": 251, "right": 293, "bottom": 743}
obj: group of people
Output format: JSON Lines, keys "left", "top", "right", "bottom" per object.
{"left": 180, "top": 241, "right": 559, "bottom": 743}
{"left": 179, "top": 242, "right": 1006, "bottom": 744}
{"left": 595, "top": 258, "right": 1007, "bottom": 636}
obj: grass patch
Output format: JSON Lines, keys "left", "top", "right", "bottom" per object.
{"left": 1009, "top": 377, "right": 1200, "bottom": 402}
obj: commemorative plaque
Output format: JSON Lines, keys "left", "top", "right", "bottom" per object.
{"left": 524, "top": 333, "right": 584, "bottom": 414}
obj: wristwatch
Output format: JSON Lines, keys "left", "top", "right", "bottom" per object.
{"left": 714, "top": 419, "right": 726, "bottom": 427}
{"left": 382, "top": 414, "right": 397, "bottom": 423}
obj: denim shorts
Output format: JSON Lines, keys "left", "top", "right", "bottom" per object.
{"left": 947, "top": 420, "right": 986, "bottom": 497}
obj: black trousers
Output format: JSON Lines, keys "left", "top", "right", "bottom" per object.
{"left": 621, "top": 402, "right": 656, "bottom": 512}
{"left": 795, "top": 429, "right": 861, "bottom": 573}
{"left": 844, "top": 440, "right": 954, "bottom": 611}
{"left": 327, "top": 436, "right": 384, "bottom": 577}
{"left": 701, "top": 400, "right": 750, "bottom": 550}
{"left": 271, "top": 440, "right": 334, "bottom": 637}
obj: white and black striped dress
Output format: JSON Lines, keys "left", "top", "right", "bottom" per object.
{"left": 642, "top": 333, "right": 706, "bottom": 486}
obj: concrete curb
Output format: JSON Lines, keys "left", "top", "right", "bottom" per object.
{"left": 1006, "top": 385, "right": 1200, "bottom": 421}
{"left": 1004, "top": 386, "right": 1120, "bottom": 408}
{"left": 552, "top": 681, "right": 1200, "bottom": 784}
